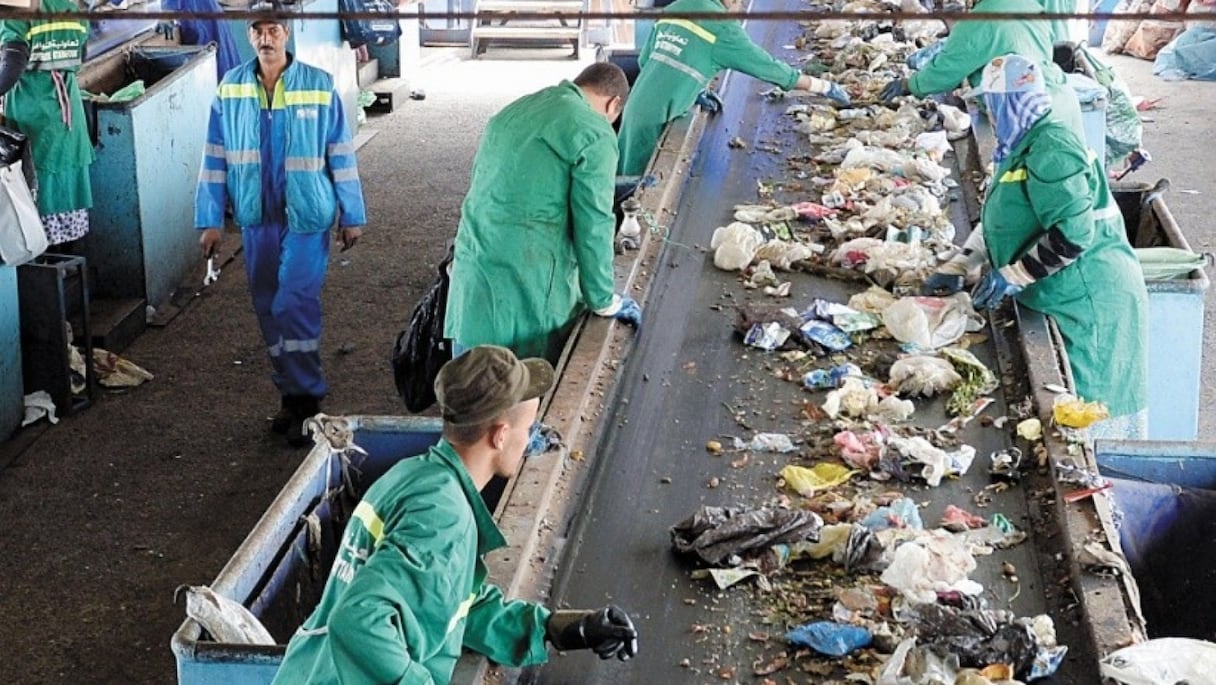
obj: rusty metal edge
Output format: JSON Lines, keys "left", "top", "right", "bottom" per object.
{"left": 452, "top": 101, "right": 712, "bottom": 685}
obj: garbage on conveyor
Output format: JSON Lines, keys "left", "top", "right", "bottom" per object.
{"left": 670, "top": 505, "right": 823, "bottom": 566}
{"left": 889, "top": 354, "right": 963, "bottom": 397}
{"left": 786, "top": 620, "right": 873, "bottom": 656}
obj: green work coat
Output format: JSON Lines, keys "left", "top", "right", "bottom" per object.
{"left": 982, "top": 119, "right": 1147, "bottom": 417}
{"left": 0, "top": 0, "right": 94, "bottom": 216}
{"left": 444, "top": 80, "right": 618, "bottom": 363}
{"left": 616, "top": 0, "right": 800, "bottom": 175}
{"left": 272, "top": 440, "right": 550, "bottom": 685}
{"left": 907, "top": 0, "right": 1084, "bottom": 139}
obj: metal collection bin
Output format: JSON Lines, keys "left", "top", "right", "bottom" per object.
{"left": 1113, "top": 182, "right": 1209, "bottom": 441}
{"left": 0, "top": 265, "right": 21, "bottom": 440}
{"left": 1095, "top": 440, "right": 1216, "bottom": 639}
{"left": 170, "top": 416, "right": 442, "bottom": 685}
{"left": 77, "top": 44, "right": 217, "bottom": 325}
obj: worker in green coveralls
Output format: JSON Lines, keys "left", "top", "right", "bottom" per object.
{"left": 272, "top": 346, "right": 639, "bottom": 684}
{"left": 0, "top": 0, "right": 95, "bottom": 246}
{"left": 879, "top": 0, "right": 1083, "bottom": 138}
{"left": 616, "top": 0, "right": 852, "bottom": 176}
{"left": 923, "top": 54, "right": 1147, "bottom": 440}
{"left": 445, "top": 63, "right": 641, "bottom": 365}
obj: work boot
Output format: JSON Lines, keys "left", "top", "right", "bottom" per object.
{"left": 285, "top": 395, "right": 321, "bottom": 448}
{"left": 270, "top": 396, "right": 293, "bottom": 435}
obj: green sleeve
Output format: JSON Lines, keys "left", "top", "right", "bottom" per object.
{"left": 461, "top": 582, "right": 551, "bottom": 666}
{"left": 711, "top": 21, "right": 799, "bottom": 90}
{"left": 1023, "top": 132, "right": 1095, "bottom": 253}
{"left": 570, "top": 131, "right": 619, "bottom": 312}
{"left": 907, "top": 22, "right": 988, "bottom": 96}
{"left": 0, "top": 20, "right": 31, "bottom": 46}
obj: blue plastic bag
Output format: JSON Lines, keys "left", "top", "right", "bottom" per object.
{"left": 786, "top": 621, "right": 872, "bottom": 657}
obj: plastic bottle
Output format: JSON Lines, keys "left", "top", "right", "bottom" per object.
{"left": 618, "top": 197, "right": 641, "bottom": 242}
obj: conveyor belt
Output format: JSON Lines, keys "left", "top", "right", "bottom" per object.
{"left": 525, "top": 2, "right": 1093, "bottom": 683}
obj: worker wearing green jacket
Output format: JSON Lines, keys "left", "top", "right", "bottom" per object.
{"left": 272, "top": 346, "right": 639, "bottom": 684}
{"left": 879, "top": 0, "right": 1083, "bottom": 139}
{"left": 445, "top": 63, "right": 641, "bottom": 365}
{"left": 927, "top": 55, "right": 1147, "bottom": 439}
{"left": 616, "top": 0, "right": 851, "bottom": 176}
{"left": 0, "top": 0, "right": 95, "bottom": 246}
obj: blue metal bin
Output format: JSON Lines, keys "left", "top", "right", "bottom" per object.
{"left": 0, "top": 265, "right": 21, "bottom": 440}
{"left": 1095, "top": 440, "right": 1216, "bottom": 639}
{"left": 78, "top": 44, "right": 217, "bottom": 314}
{"left": 1113, "top": 183, "right": 1209, "bottom": 441}
{"left": 170, "top": 416, "right": 443, "bottom": 685}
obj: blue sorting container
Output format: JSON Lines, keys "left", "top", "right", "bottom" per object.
{"left": 1095, "top": 440, "right": 1216, "bottom": 639}
{"left": 170, "top": 416, "right": 443, "bottom": 685}
{"left": 0, "top": 265, "right": 21, "bottom": 441}
{"left": 1112, "top": 183, "right": 1209, "bottom": 441}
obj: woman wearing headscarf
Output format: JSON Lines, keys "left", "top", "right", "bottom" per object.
{"left": 925, "top": 54, "right": 1148, "bottom": 439}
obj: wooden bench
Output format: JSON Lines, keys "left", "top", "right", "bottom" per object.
{"left": 469, "top": 0, "right": 584, "bottom": 58}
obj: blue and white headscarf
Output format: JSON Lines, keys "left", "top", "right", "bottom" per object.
{"left": 975, "top": 54, "right": 1052, "bottom": 163}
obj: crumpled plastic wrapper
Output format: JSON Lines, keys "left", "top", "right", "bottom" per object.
{"left": 889, "top": 355, "right": 963, "bottom": 397}
{"left": 670, "top": 505, "right": 823, "bottom": 566}
{"left": 754, "top": 238, "right": 821, "bottom": 270}
{"left": 905, "top": 603, "right": 1068, "bottom": 682}
{"left": 22, "top": 390, "right": 58, "bottom": 427}
{"left": 823, "top": 377, "right": 915, "bottom": 422}
{"left": 885, "top": 435, "right": 976, "bottom": 487}
{"left": 780, "top": 463, "right": 859, "bottom": 496}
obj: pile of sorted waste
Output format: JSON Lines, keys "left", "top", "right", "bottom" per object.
{"left": 660, "top": 1, "right": 1126, "bottom": 682}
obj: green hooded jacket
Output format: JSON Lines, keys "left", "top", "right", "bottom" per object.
{"left": 983, "top": 119, "right": 1147, "bottom": 417}
{"left": 444, "top": 80, "right": 618, "bottom": 362}
{"left": 907, "top": 0, "right": 1083, "bottom": 138}
{"left": 272, "top": 441, "right": 550, "bottom": 684}
{"left": 616, "top": 0, "right": 800, "bottom": 175}
{"left": 0, "top": 0, "right": 94, "bottom": 215}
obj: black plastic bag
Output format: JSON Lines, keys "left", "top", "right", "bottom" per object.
{"left": 392, "top": 247, "right": 453, "bottom": 413}
{"left": 0, "top": 125, "right": 37, "bottom": 194}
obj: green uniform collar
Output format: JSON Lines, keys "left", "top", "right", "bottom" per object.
{"left": 433, "top": 439, "right": 508, "bottom": 556}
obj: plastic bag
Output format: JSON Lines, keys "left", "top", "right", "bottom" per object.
{"left": 711, "top": 222, "right": 765, "bottom": 271}
{"left": 780, "top": 463, "right": 859, "bottom": 496}
{"left": 177, "top": 585, "right": 275, "bottom": 645}
{"left": 880, "top": 532, "right": 981, "bottom": 603}
{"left": 1100, "top": 638, "right": 1216, "bottom": 684}
{"left": 1052, "top": 394, "right": 1110, "bottom": 428}
{"left": 889, "top": 355, "right": 962, "bottom": 397}
{"left": 1135, "top": 246, "right": 1210, "bottom": 279}
{"left": 392, "top": 247, "right": 453, "bottom": 412}
{"left": 670, "top": 505, "right": 823, "bottom": 565}
{"left": 786, "top": 621, "right": 872, "bottom": 657}
{"left": 882, "top": 294, "right": 983, "bottom": 350}
{"left": 859, "top": 497, "right": 923, "bottom": 531}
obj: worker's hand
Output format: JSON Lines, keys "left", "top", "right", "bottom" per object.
{"left": 155, "top": 20, "right": 177, "bottom": 41}
{"left": 921, "top": 271, "right": 966, "bottom": 296}
{"left": 971, "top": 267, "right": 1024, "bottom": 310}
{"left": 695, "top": 89, "right": 723, "bottom": 115}
{"left": 338, "top": 226, "right": 362, "bottom": 252}
{"left": 546, "top": 606, "right": 639, "bottom": 661}
{"left": 823, "top": 82, "right": 851, "bottom": 107}
{"left": 880, "top": 78, "right": 910, "bottom": 103}
{"left": 199, "top": 228, "right": 222, "bottom": 259}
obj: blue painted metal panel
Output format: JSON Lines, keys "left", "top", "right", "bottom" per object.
{"left": 170, "top": 416, "right": 442, "bottom": 685}
{"left": 0, "top": 266, "right": 22, "bottom": 440}
{"left": 85, "top": 46, "right": 218, "bottom": 309}
{"left": 1144, "top": 289, "right": 1205, "bottom": 440}
{"left": 1096, "top": 440, "right": 1216, "bottom": 488}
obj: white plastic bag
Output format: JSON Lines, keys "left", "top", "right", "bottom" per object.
{"left": 179, "top": 585, "right": 275, "bottom": 645}
{"left": 0, "top": 161, "right": 47, "bottom": 266}
{"left": 1100, "top": 638, "right": 1216, "bottom": 684}
{"left": 880, "top": 532, "right": 982, "bottom": 604}
{"left": 882, "top": 293, "right": 983, "bottom": 349}
{"left": 710, "top": 222, "right": 764, "bottom": 271}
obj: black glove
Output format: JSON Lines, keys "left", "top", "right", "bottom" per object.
{"left": 0, "top": 41, "right": 30, "bottom": 97}
{"left": 546, "top": 605, "right": 639, "bottom": 661}
{"left": 879, "top": 77, "right": 910, "bottom": 103}
{"left": 695, "top": 89, "right": 723, "bottom": 114}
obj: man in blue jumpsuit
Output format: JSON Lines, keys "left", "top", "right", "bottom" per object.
{"left": 195, "top": 13, "right": 366, "bottom": 446}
